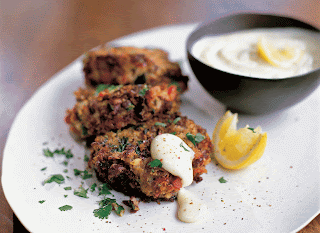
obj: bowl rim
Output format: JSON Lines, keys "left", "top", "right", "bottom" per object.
{"left": 186, "top": 12, "right": 320, "bottom": 81}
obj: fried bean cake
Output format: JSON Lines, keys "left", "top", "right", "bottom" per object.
{"left": 88, "top": 116, "right": 213, "bottom": 201}
{"left": 65, "top": 84, "right": 181, "bottom": 139}
{"left": 83, "top": 46, "right": 188, "bottom": 93}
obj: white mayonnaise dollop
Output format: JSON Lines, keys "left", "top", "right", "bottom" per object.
{"left": 150, "top": 133, "right": 194, "bottom": 187}
{"left": 150, "top": 133, "right": 208, "bottom": 223}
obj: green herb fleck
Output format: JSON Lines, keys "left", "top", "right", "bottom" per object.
{"left": 90, "top": 183, "right": 97, "bottom": 192}
{"left": 74, "top": 169, "right": 82, "bottom": 176}
{"left": 81, "top": 125, "right": 88, "bottom": 136}
{"left": 98, "top": 183, "right": 112, "bottom": 196}
{"left": 148, "top": 159, "right": 162, "bottom": 168}
{"left": 248, "top": 127, "right": 255, "bottom": 133}
{"left": 62, "top": 160, "right": 68, "bottom": 166}
{"left": 173, "top": 117, "right": 181, "bottom": 124}
{"left": 138, "top": 85, "right": 149, "bottom": 96}
{"left": 81, "top": 170, "right": 93, "bottom": 180}
{"left": 219, "top": 177, "right": 227, "bottom": 183}
{"left": 39, "top": 200, "right": 45, "bottom": 204}
{"left": 180, "top": 142, "right": 189, "bottom": 151}
{"left": 63, "top": 169, "right": 68, "bottom": 173}
{"left": 43, "top": 174, "right": 65, "bottom": 185}
{"left": 186, "top": 133, "right": 205, "bottom": 146}
{"left": 93, "top": 205, "right": 113, "bottom": 219}
{"left": 43, "top": 148, "right": 74, "bottom": 159}
{"left": 64, "top": 195, "right": 68, "bottom": 198}
{"left": 59, "top": 205, "right": 73, "bottom": 211}
{"left": 41, "top": 167, "right": 47, "bottom": 171}
{"left": 170, "top": 132, "right": 177, "bottom": 135}
{"left": 126, "top": 103, "right": 135, "bottom": 111}
{"left": 95, "top": 84, "right": 121, "bottom": 96}
{"left": 117, "top": 137, "right": 129, "bottom": 152}
{"left": 64, "top": 186, "right": 72, "bottom": 191}
{"left": 74, "top": 186, "right": 88, "bottom": 198}
{"left": 154, "top": 122, "right": 166, "bottom": 127}
{"left": 84, "top": 154, "right": 90, "bottom": 162}
{"left": 43, "top": 148, "right": 54, "bottom": 157}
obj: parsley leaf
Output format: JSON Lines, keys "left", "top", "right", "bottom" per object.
{"left": 43, "top": 174, "right": 65, "bottom": 185}
{"left": 248, "top": 127, "right": 255, "bottom": 133}
{"left": 90, "top": 183, "right": 97, "bottom": 192}
{"left": 138, "top": 85, "right": 149, "bottom": 96}
{"left": 74, "top": 186, "right": 89, "bottom": 198}
{"left": 95, "top": 84, "right": 121, "bottom": 96}
{"left": 98, "top": 183, "right": 112, "bottom": 196}
{"left": 43, "top": 148, "right": 74, "bottom": 159}
{"left": 186, "top": 133, "right": 205, "bottom": 146}
{"left": 219, "top": 177, "right": 227, "bottom": 183}
{"left": 40, "top": 167, "right": 47, "bottom": 171}
{"left": 59, "top": 205, "right": 73, "bottom": 211}
{"left": 93, "top": 205, "right": 113, "bottom": 219}
{"left": 39, "top": 200, "right": 45, "bottom": 204}
{"left": 64, "top": 186, "right": 72, "bottom": 191}
{"left": 173, "top": 117, "right": 181, "bottom": 124}
{"left": 155, "top": 122, "right": 166, "bottom": 127}
{"left": 43, "top": 148, "right": 54, "bottom": 157}
{"left": 148, "top": 159, "right": 162, "bottom": 168}
{"left": 117, "top": 137, "right": 129, "bottom": 152}
{"left": 84, "top": 154, "right": 90, "bottom": 162}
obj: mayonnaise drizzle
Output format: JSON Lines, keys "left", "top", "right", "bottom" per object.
{"left": 150, "top": 133, "right": 208, "bottom": 223}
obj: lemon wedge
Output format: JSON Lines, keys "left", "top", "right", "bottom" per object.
{"left": 257, "top": 37, "right": 304, "bottom": 68}
{"left": 212, "top": 111, "right": 267, "bottom": 170}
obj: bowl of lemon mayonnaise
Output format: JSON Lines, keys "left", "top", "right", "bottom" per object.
{"left": 187, "top": 13, "right": 320, "bottom": 115}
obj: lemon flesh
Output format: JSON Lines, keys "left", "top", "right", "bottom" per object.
{"left": 212, "top": 111, "right": 267, "bottom": 170}
{"left": 257, "top": 37, "right": 304, "bottom": 68}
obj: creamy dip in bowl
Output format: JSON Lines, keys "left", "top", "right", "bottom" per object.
{"left": 186, "top": 13, "right": 320, "bottom": 115}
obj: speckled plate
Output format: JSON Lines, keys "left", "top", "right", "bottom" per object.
{"left": 2, "top": 23, "right": 320, "bottom": 233}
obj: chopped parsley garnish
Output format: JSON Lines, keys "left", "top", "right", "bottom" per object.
{"left": 116, "top": 137, "right": 129, "bottom": 152}
{"left": 84, "top": 154, "right": 90, "bottom": 162}
{"left": 155, "top": 122, "right": 166, "bottom": 127}
{"left": 74, "top": 186, "right": 88, "bottom": 198}
{"left": 126, "top": 103, "right": 135, "bottom": 111}
{"left": 98, "top": 183, "right": 112, "bottom": 196}
{"left": 64, "top": 195, "right": 68, "bottom": 198}
{"left": 63, "top": 169, "right": 68, "bottom": 173}
{"left": 148, "top": 159, "right": 162, "bottom": 168}
{"left": 90, "top": 183, "right": 97, "bottom": 192}
{"left": 73, "top": 169, "right": 93, "bottom": 180}
{"left": 64, "top": 186, "right": 72, "bottom": 190}
{"left": 39, "top": 200, "right": 45, "bottom": 204}
{"left": 186, "top": 133, "right": 205, "bottom": 146}
{"left": 173, "top": 117, "right": 181, "bottom": 124}
{"left": 93, "top": 205, "right": 113, "bottom": 219}
{"left": 59, "top": 205, "right": 73, "bottom": 211}
{"left": 219, "top": 177, "right": 227, "bottom": 183}
{"left": 40, "top": 167, "right": 47, "bottom": 171}
{"left": 43, "top": 148, "right": 54, "bottom": 157}
{"left": 94, "top": 198, "right": 124, "bottom": 219}
{"left": 180, "top": 142, "right": 189, "bottom": 151}
{"left": 95, "top": 84, "right": 121, "bottom": 96}
{"left": 248, "top": 127, "right": 255, "bottom": 133}
{"left": 43, "top": 174, "right": 65, "bottom": 185}
{"left": 81, "top": 125, "right": 88, "bottom": 136}
{"left": 138, "top": 85, "right": 149, "bottom": 96}
{"left": 170, "top": 132, "right": 177, "bottom": 135}
{"left": 43, "top": 147, "right": 74, "bottom": 159}
{"left": 62, "top": 160, "right": 68, "bottom": 166}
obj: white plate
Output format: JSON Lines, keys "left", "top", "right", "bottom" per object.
{"left": 2, "top": 23, "right": 320, "bottom": 233}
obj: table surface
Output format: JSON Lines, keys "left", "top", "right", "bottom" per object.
{"left": 0, "top": 1, "right": 320, "bottom": 232}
